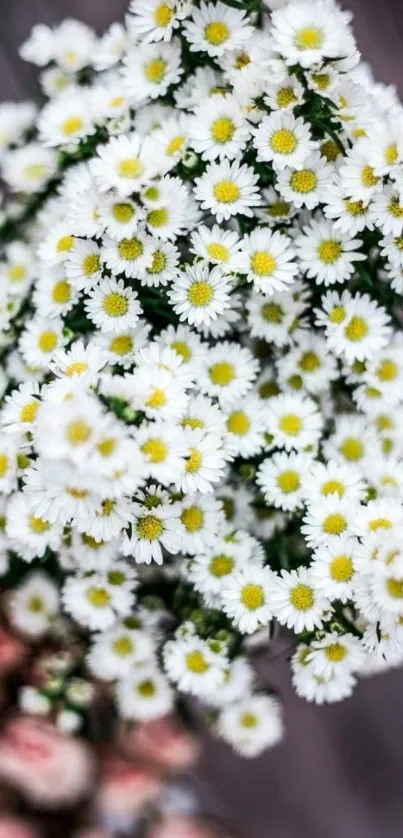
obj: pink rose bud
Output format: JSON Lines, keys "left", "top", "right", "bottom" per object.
{"left": 0, "top": 716, "right": 94, "bottom": 806}
{"left": 121, "top": 716, "right": 200, "bottom": 772}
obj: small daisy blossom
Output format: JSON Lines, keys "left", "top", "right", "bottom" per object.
{"left": 221, "top": 565, "right": 275, "bottom": 634}
{"left": 232, "top": 228, "right": 298, "bottom": 294}
{"left": 253, "top": 111, "right": 316, "bottom": 170}
{"left": 183, "top": 1, "right": 254, "bottom": 58}
{"left": 194, "top": 159, "right": 261, "bottom": 222}
{"left": 270, "top": 568, "right": 330, "bottom": 633}
{"left": 85, "top": 278, "right": 142, "bottom": 334}
{"left": 294, "top": 219, "right": 365, "bottom": 286}
{"left": 168, "top": 263, "right": 233, "bottom": 327}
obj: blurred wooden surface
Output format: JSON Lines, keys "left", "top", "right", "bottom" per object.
{"left": 1, "top": 1, "right": 403, "bottom": 836}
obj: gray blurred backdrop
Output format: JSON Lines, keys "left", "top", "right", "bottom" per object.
{"left": 2, "top": 1, "right": 403, "bottom": 836}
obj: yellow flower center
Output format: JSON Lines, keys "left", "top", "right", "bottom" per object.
{"left": 86, "top": 587, "right": 111, "bottom": 608}
{"left": 62, "top": 116, "right": 83, "bottom": 136}
{"left": 56, "top": 235, "right": 74, "bottom": 253}
{"left": 38, "top": 330, "right": 58, "bottom": 353}
{"left": 181, "top": 505, "right": 204, "bottom": 531}
{"left": 385, "top": 143, "right": 398, "bottom": 165}
{"left": 118, "top": 158, "right": 145, "bottom": 179}
{"left": 65, "top": 361, "right": 88, "bottom": 377}
{"left": 182, "top": 417, "right": 204, "bottom": 429}
{"left": 318, "top": 240, "right": 342, "bottom": 264}
{"left": 329, "top": 305, "right": 346, "bottom": 324}
{"left": 83, "top": 254, "right": 100, "bottom": 276}
{"left": 368, "top": 517, "right": 392, "bottom": 532}
{"left": 204, "top": 20, "right": 229, "bottom": 45}
{"left": 325, "top": 642, "right": 347, "bottom": 662}
{"left": 136, "top": 514, "right": 163, "bottom": 540}
{"left": 186, "top": 651, "right": 209, "bottom": 673}
{"left": 141, "top": 439, "right": 168, "bottom": 463}
{"left": 148, "top": 208, "right": 169, "bottom": 228}
{"left": 251, "top": 251, "right": 277, "bottom": 276}
{"left": 213, "top": 180, "right": 240, "bottom": 203}
{"left": 67, "top": 420, "right": 92, "bottom": 446}
{"left": 345, "top": 199, "right": 366, "bottom": 217}
{"left": 113, "top": 636, "right": 133, "bottom": 656}
{"left": 240, "top": 712, "right": 258, "bottom": 728}
{"left": 209, "top": 361, "right": 235, "bottom": 386}
{"left": 110, "top": 335, "right": 133, "bottom": 356}
{"left": 279, "top": 413, "right": 302, "bottom": 436}
{"left": 209, "top": 554, "right": 234, "bottom": 577}
{"left": 144, "top": 58, "right": 167, "bottom": 83}
{"left": 52, "top": 280, "right": 71, "bottom": 304}
{"left": 344, "top": 316, "right": 368, "bottom": 342}
{"left": 146, "top": 388, "right": 167, "bottom": 410}
{"left": 295, "top": 26, "right": 323, "bottom": 49}
{"left": 186, "top": 448, "right": 203, "bottom": 473}
{"left": 386, "top": 578, "right": 403, "bottom": 598}
{"left": 24, "top": 164, "right": 47, "bottom": 180}
{"left": 171, "top": 340, "right": 191, "bottom": 362}
{"left": 154, "top": 3, "right": 174, "bottom": 26}
{"left": 102, "top": 292, "right": 129, "bottom": 318}
{"left": 277, "top": 470, "right": 300, "bottom": 493}
{"left": 277, "top": 86, "right": 297, "bottom": 108}
{"left": 241, "top": 583, "right": 265, "bottom": 610}
{"left": 148, "top": 251, "right": 166, "bottom": 274}
{"left": 29, "top": 515, "right": 50, "bottom": 534}
{"left": 20, "top": 401, "right": 39, "bottom": 423}
{"left": 290, "top": 169, "right": 317, "bottom": 193}
{"left": 112, "top": 202, "right": 135, "bottom": 222}
{"left": 261, "top": 302, "right": 284, "bottom": 323}
{"left": 212, "top": 117, "right": 235, "bottom": 143}
{"left": 299, "top": 351, "right": 320, "bottom": 372}
{"left": 270, "top": 129, "right": 297, "bottom": 155}
{"left": 388, "top": 197, "right": 403, "bottom": 218}
{"left": 266, "top": 200, "right": 291, "bottom": 218}
{"left": 118, "top": 238, "right": 144, "bottom": 260}
{"left": 376, "top": 359, "right": 398, "bottom": 381}
{"left": 137, "top": 679, "right": 157, "bottom": 697}
{"left": 340, "top": 437, "right": 363, "bottom": 461}
{"left": 311, "top": 72, "right": 330, "bottom": 90}
{"left": 290, "top": 584, "right": 314, "bottom": 610}
{"left": 322, "top": 513, "right": 347, "bottom": 535}
{"left": 227, "top": 411, "right": 250, "bottom": 435}
{"left": 9, "top": 264, "right": 26, "bottom": 282}
{"left": 322, "top": 479, "right": 345, "bottom": 497}
{"left": 361, "top": 165, "right": 379, "bottom": 187}
{"left": 188, "top": 281, "right": 213, "bottom": 307}
{"left": 206, "top": 242, "right": 230, "bottom": 262}
{"left": 321, "top": 139, "right": 340, "bottom": 162}
{"left": 97, "top": 438, "right": 116, "bottom": 457}
{"left": 330, "top": 555, "right": 353, "bottom": 582}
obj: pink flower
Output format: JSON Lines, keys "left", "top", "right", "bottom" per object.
{"left": 96, "top": 755, "right": 161, "bottom": 819}
{"left": 120, "top": 716, "right": 200, "bottom": 772}
{"left": 0, "top": 817, "right": 39, "bottom": 838}
{"left": 0, "top": 716, "right": 94, "bottom": 806}
{"left": 0, "top": 628, "right": 27, "bottom": 675}
{"left": 150, "top": 815, "right": 223, "bottom": 838}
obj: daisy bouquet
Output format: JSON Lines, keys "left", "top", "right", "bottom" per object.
{"left": 0, "top": 0, "right": 402, "bottom": 760}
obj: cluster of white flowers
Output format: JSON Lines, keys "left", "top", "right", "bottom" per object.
{"left": 0, "top": 0, "right": 403, "bottom": 758}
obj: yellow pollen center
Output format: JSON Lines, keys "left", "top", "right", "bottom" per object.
{"left": 97, "top": 438, "right": 116, "bottom": 457}
{"left": 322, "top": 479, "right": 345, "bottom": 497}
{"left": 299, "top": 351, "right": 320, "bottom": 372}
{"left": 295, "top": 26, "right": 323, "bottom": 49}
{"left": 212, "top": 117, "right": 235, "bottom": 143}
{"left": 368, "top": 518, "right": 392, "bottom": 531}
{"left": 186, "top": 448, "right": 203, "bottom": 473}
{"left": 182, "top": 417, "right": 204, "bottom": 429}
{"left": 277, "top": 86, "right": 297, "bottom": 108}
{"left": 321, "top": 140, "right": 340, "bottom": 162}
{"left": 279, "top": 413, "right": 302, "bottom": 436}
{"left": 154, "top": 3, "right": 174, "bottom": 26}
{"left": 325, "top": 643, "right": 347, "bottom": 662}
{"left": 87, "top": 587, "right": 111, "bottom": 608}
{"left": 213, "top": 179, "right": 240, "bottom": 203}
{"left": 9, "top": 264, "right": 26, "bottom": 282}
{"left": 83, "top": 254, "right": 100, "bottom": 276}
{"left": 261, "top": 303, "right": 284, "bottom": 323}
{"left": 112, "top": 203, "right": 135, "bottom": 223}
{"left": 318, "top": 240, "right": 342, "bottom": 264}
{"left": 137, "top": 679, "right": 156, "bottom": 697}
{"left": 290, "top": 584, "right": 314, "bottom": 610}
{"left": 118, "top": 158, "right": 145, "bottom": 179}
{"left": 181, "top": 505, "right": 204, "bottom": 532}
{"left": 29, "top": 515, "right": 50, "bottom": 534}
{"left": 361, "top": 165, "right": 379, "bottom": 187}
{"left": 102, "top": 293, "right": 129, "bottom": 318}
{"left": 113, "top": 636, "right": 133, "bottom": 656}
{"left": 388, "top": 197, "right": 403, "bottom": 218}
{"left": 20, "top": 401, "right": 39, "bottom": 423}
{"left": 251, "top": 251, "right": 277, "bottom": 276}
{"left": 330, "top": 555, "right": 353, "bottom": 582}
{"left": 204, "top": 20, "right": 229, "bottom": 45}
{"left": 277, "top": 470, "right": 300, "bottom": 493}
{"left": 109, "top": 335, "right": 133, "bottom": 357}
{"left": 210, "top": 554, "right": 234, "bottom": 577}
{"left": 240, "top": 712, "right": 258, "bottom": 728}
{"left": 146, "top": 388, "right": 167, "bottom": 410}
{"left": 38, "top": 330, "right": 58, "bottom": 353}
{"left": 344, "top": 316, "right": 368, "bottom": 342}
{"left": 141, "top": 439, "right": 168, "bottom": 463}
{"left": 241, "top": 583, "right": 265, "bottom": 610}
{"left": 136, "top": 515, "right": 163, "bottom": 540}
{"left": 144, "top": 58, "right": 167, "bottom": 83}
{"left": 52, "top": 280, "right": 71, "bottom": 304}
{"left": 227, "top": 411, "right": 250, "bottom": 435}
{"left": 56, "top": 235, "right": 74, "bottom": 253}
{"left": 118, "top": 238, "right": 144, "bottom": 260}
{"left": 62, "top": 116, "right": 83, "bottom": 136}
{"left": 345, "top": 199, "right": 366, "bottom": 217}
{"left": 385, "top": 143, "right": 398, "bottom": 165}
{"left": 206, "top": 242, "right": 230, "bottom": 262}
{"left": 171, "top": 340, "right": 191, "bottom": 362}
{"left": 186, "top": 651, "right": 209, "bottom": 673}
{"left": 188, "top": 281, "right": 213, "bottom": 307}
{"left": 340, "top": 437, "right": 363, "bottom": 460}
{"left": 148, "top": 208, "right": 168, "bottom": 228}
{"left": 24, "top": 164, "right": 47, "bottom": 180}
{"left": 270, "top": 129, "right": 297, "bottom": 155}
{"left": 65, "top": 361, "right": 88, "bottom": 377}
{"left": 386, "top": 578, "right": 403, "bottom": 598}
{"left": 323, "top": 513, "right": 347, "bottom": 535}
{"left": 66, "top": 420, "right": 92, "bottom": 445}
{"left": 209, "top": 361, "right": 235, "bottom": 386}
{"left": 377, "top": 359, "right": 398, "bottom": 381}
{"left": 290, "top": 169, "right": 317, "bottom": 193}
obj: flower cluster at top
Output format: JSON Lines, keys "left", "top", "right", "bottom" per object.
{"left": 0, "top": 0, "right": 403, "bottom": 759}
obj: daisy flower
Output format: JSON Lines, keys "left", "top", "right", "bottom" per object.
{"left": 253, "top": 111, "right": 316, "bottom": 170}
{"left": 316, "top": 291, "right": 391, "bottom": 362}
{"left": 303, "top": 459, "right": 366, "bottom": 504}
{"left": 33, "top": 269, "right": 78, "bottom": 318}
{"left": 276, "top": 152, "right": 335, "bottom": 209}
{"left": 169, "top": 263, "right": 233, "bottom": 327}
{"left": 190, "top": 224, "right": 241, "bottom": 272}
{"left": 217, "top": 695, "right": 283, "bottom": 757}
{"left": 49, "top": 339, "right": 108, "bottom": 382}
{"left": 233, "top": 228, "right": 298, "bottom": 294}
{"left": 310, "top": 535, "right": 359, "bottom": 602}
{"left": 302, "top": 494, "right": 359, "bottom": 548}
{"left": 199, "top": 342, "right": 259, "bottom": 406}
{"left": 339, "top": 144, "right": 383, "bottom": 203}
{"left": 246, "top": 286, "right": 308, "bottom": 347}
{"left": 221, "top": 565, "right": 275, "bottom": 634}
{"left": 6, "top": 492, "right": 63, "bottom": 561}
{"left": 1, "top": 382, "right": 41, "bottom": 435}
{"left": 62, "top": 572, "right": 134, "bottom": 630}
{"left": 323, "top": 185, "right": 374, "bottom": 235}
{"left": 189, "top": 538, "right": 246, "bottom": 596}
{"left": 101, "top": 232, "right": 154, "bottom": 280}
{"left": 271, "top": 568, "right": 330, "bottom": 633}
{"left": 163, "top": 634, "right": 227, "bottom": 696}
{"left": 136, "top": 421, "right": 186, "bottom": 485}
{"left": 38, "top": 88, "right": 96, "bottom": 147}
{"left": 182, "top": 1, "right": 253, "bottom": 58}
{"left": 85, "top": 278, "right": 142, "bottom": 334}
{"left": 276, "top": 333, "right": 338, "bottom": 395}
{"left": 294, "top": 218, "right": 365, "bottom": 286}
{"left": 257, "top": 450, "right": 311, "bottom": 512}
{"left": 122, "top": 495, "right": 182, "bottom": 565}
{"left": 194, "top": 159, "right": 261, "bottom": 222}
{"left": 224, "top": 396, "right": 266, "bottom": 458}
{"left": 123, "top": 40, "right": 183, "bottom": 103}
{"left": 189, "top": 95, "right": 250, "bottom": 161}
{"left": 179, "top": 493, "right": 226, "bottom": 555}
{"left": 265, "top": 392, "right": 323, "bottom": 451}
{"left": 90, "top": 133, "right": 165, "bottom": 194}
{"left": 3, "top": 144, "right": 58, "bottom": 193}
{"left": 117, "top": 665, "right": 173, "bottom": 721}
{"left": 98, "top": 195, "right": 144, "bottom": 240}
{"left": 324, "top": 413, "right": 377, "bottom": 467}
{"left": 64, "top": 240, "right": 102, "bottom": 291}
{"left": 19, "top": 317, "right": 65, "bottom": 369}
{"left": 271, "top": 0, "right": 357, "bottom": 68}
{"left": 88, "top": 623, "right": 155, "bottom": 680}
{"left": 10, "top": 572, "right": 59, "bottom": 638}
{"left": 177, "top": 428, "right": 226, "bottom": 494}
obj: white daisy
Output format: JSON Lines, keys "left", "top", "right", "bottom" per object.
{"left": 233, "top": 228, "right": 298, "bottom": 294}
{"left": 117, "top": 665, "right": 173, "bottom": 721}
{"left": 264, "top": 393, "right": 323, "bottom": 451}
{"left": 271, "top": 568, "right": 330, "bottom": 633}
{"left": 257, "top": 450, "right": 311, "bottom": 512}
{"left": 189, "top": 95, "right": 250, "bottom": 161}
{"left": 199, "top": 342, "right": 259, "bottom": 406}
{"left": 310, "top": 535, "right": 359, "bottom": 602}
{"left": 85, "top": 278, "right": 142, "bottom": 334}
{"left": 194, "top": 159, "right": 261, "bottom": 222}
{"left": 295, "top": 218, "right": 365, "bottom": 286}
{"left": 221, "top": 565, "right": 275, "bottom": 634}
{"left": 90, "top": 133, "right": 165, "bottom": 194}
{"left": 253, "top": 111, "right": 316, "bottom": 170}
{"left": 169, "top": 263, "right": 233, "bottom": 327}
{"left": 123, "top": 40, "right": 183, "bottom": 103}
{"left": 183, "top": 1, "right": 253, "bottom": 58}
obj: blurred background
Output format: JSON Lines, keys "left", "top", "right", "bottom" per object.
{"left": 1, "top": 1, "right": 403, "bottom": 836}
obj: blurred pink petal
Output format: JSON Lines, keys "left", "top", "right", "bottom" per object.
{"left": 96, "top": 755, "right": 162, "bottom": 819}
{"left": 121, "top": 716, "right": 200, "bottom": 772}
{"left": 0, "top": 817, "right": 39, "bottom": 838}
{"left": 0, "top": 628, "right": 27, "bottom": 675}
{"left": 0, "top": 716, "right": 95, "bottom": 806}
{"left": 149, "top": 815, "right": 226, "bottom": 838}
